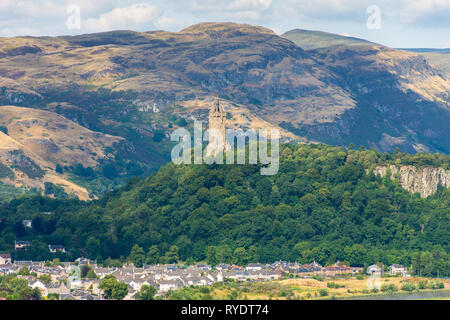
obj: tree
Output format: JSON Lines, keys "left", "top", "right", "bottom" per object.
{"left": 217, "top": 245, "right": 233, "bottom": 264}
{"left": 18, "top": 287, "right": 41, "bottom": 300}
{"left": 31, "top": 216, "right": 44, "bottom": 233}
{"left": 81, "top": 265, "right": 98, "bottom": 279}
{"left": 86, "top": 236, "right": 101, "bottom": 260}
{"left": 0, "top": 126, "right": 8, "bottom": 135}
{"left": 44, "top": 182, "right": 55, "bottom": 195}
{"left": 99, "top": 275, "right": 128, "bottom": 300}
{"left": 206, "top": 246, "right": 218, "bottom": 266}
{"left": 248, "top": 246, "right": 259, "bottom": 263}
{"left": 135, "top": 285, "right": 157, "bottom": 300}
{"left": 38, "top": 274, "right": 52, "bottom": 285}
{"left": 176, "top": 118, "right": 188, "bottom": 127}
{"left": 111, "top": 282, "right": 128, "bottom": 300}
{"left": 129, "top": 244, "right": 146, "bottom": 267}
{"left": 160, "top": 245, "right": 179, "bottom": 264}
{"left": 48, "top": 293, "right": 60, "bottom": 300}
{"left": 86, "top": 269, "right": 98, "bottom": 279}
{"left": 152, "top": 130, "right": 165, "bottom": 142}
{"left": 233, "top": 247, "right": 249, "bottom": 266}
{"left": 18, "top": 266, "right": 30, "bottom": 276}
{"left": 103, "top": 258, "right": 123, "bottom": 268}
{"left": 401, "top": 282, "right": 416, "bottom": 292}
{"left": 319, "top": 289, "right": 329, "bottom": 297}
{"left": 55, "top": 164, "right": 64, "bottom": 174}
{"left": 102, "top": 164, "right": 119, "bottom": 179}
{"left": 99, "top": 275, "right": 117, "bottom": 299}
{"left": 146, "top": 245, "right": 160, "bottom": 265}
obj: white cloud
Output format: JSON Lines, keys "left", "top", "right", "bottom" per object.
{"left": 227, "top": 0, "right": 272, "bottom": 11}
{"left": 83, "top": 3, "right": 162, "bottom": 32}
{"left": 0, "top": 0, "right": 447, "bottom": 48}
{"left": 0, "top": 0, "right": 116, "bottom": 19}
{"left": 396, "top": 0, "right": 450, "bottom": 27}
{"left": 284, "top": 0, "right": 450, "bottom": 27}
{"left": 163, "top": 0, "right": 272, "bottom": 17}
{"left": 66, "top": 0, "right": 118, "bottom": 16}
{"left": 0, "top": 0, "right": 15, "bottom": 11}
{"left": 154, "top": 16, "right": 185, "bottom": 31}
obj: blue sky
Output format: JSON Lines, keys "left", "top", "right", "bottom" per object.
{"left": 0, "top": 0, "right": 449, "bottom": 48}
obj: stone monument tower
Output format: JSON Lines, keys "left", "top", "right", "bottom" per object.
{"left": 205, "top": 98, "right": 231, "bottom": 157}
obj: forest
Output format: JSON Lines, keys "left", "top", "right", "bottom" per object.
{"left": 0, "top": 144, "right": 448, "bottom": 276}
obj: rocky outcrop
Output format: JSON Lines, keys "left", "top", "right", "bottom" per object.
{"left": 373, "top": 165, "right": 450, "bottom": 197}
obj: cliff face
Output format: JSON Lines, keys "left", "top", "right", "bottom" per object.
{"left": 373, "top": 165, "right": 450, "bottom": 197}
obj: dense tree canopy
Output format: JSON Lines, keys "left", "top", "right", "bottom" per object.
{"left": 0, "top": 144, "right": 448, "bottom": 276}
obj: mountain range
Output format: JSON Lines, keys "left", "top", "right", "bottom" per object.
{"left": 0, "top": 23, "right": 449, "bottom": 198}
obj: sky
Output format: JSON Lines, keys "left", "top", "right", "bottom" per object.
{"left": 0, "top": 0, "right": 449, "bottom": 48}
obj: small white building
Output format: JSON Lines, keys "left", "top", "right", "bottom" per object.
{"left": 389, "top": 264, "right": 409, "bottom": 277}
{"left": 158, "top": 279, "right": 184, "bottom": 293}
{"left": 245, "top": 263, "right": 263, "bottom": 271}
{"left": 15, "top": 241, "right": 32, "bottom": 250}
{"left": 49, "top": 245, "right": 66, "bottom": 253}
{"left": 367, "top": 264, "right": 383, "bottom": 275}
{"left": 0, "top": 253, "right": 11, "bottom": 264}
{"left": 22, "top": 220, "right": 32, "bottom": 228}
{"left": 30, "top": 280, "right": 48, "bottom": 296}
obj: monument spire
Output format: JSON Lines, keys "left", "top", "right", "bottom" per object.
{"left": 205, "top": 97, "right": 231, "bottom": 157}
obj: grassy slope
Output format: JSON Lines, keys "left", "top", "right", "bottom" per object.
{"left": 0, "top": 106, "right": 124, "bottom": 199}
{"left": 282, "top": 29, "right": 374, "bottom": 50}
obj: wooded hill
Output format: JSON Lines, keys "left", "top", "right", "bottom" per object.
{"left": 0, "top": 144, "right": 448, "bottom": 276}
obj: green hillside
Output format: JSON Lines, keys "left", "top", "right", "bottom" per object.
{"left": 282, "top": 29, "right": 374, "bottom": 50}
{"left": 0, "top": 144, "right": 448, "bottom": 275}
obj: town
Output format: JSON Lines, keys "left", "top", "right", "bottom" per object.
{"left": 1, "top": 252, "right": 418, "bottom": 300}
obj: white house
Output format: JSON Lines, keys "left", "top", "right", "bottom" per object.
{"left": 15, "top": 241, "right": 32, "bottom": 250}
{"left": 30, "top": 280, "right": 48, "bottom": 296}
{"left": 48, "top": 245, "right": 66, "bottom": 253}
{"left": 158, "top": 279, "right": 184, "bottom": 293}
{"left": 389, "top": 264, "right": 409, "bottom": 277}
{"left": 22, "top": 220, "right": 32, "bottom": 228}
{"left": 367, "top": 264, "right": 383, "bottom": 275}
{"left": 245, "top": 263, "right": 263, "bottom": 271}
{"left": 207, "top": 272, "right": 223, "bottom": 283}
{"left": 246, "top": 270, "right": 280, "bottom": 281}
{"left": 0, "top": 253, "right": 11, "bottom": 264}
